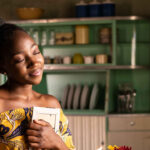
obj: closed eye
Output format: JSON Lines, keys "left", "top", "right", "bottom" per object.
{"left": 33, "top": 47, "right": 41, "bottom": 55}
{"left": 33, "top": 51, "right": 41, "bottom": 55}
{"left": 14, "top": 59, "right": 25, "bottom": 63}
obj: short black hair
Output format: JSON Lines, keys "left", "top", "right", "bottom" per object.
{"left": 0, "top": 23, "right": 26, "bottom": 61}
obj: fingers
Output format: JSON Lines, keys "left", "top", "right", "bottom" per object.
{"left": 28, "top": 135, "right": 41, "bottom": 143}
{"left": 34, "top": 119, "right": 49, "bottom": 126}
{"left": 26, "top": 129, "right": 41, "bottom": 137}
{"left": 28, "top": 122, "right": 42, "bottom": 130}
{"left": 29, "top": 142, "right": 39, "bottom": 148}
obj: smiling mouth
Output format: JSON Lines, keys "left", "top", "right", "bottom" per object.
{"left": 29, "top": 69, "right": 42, "bottom": 76}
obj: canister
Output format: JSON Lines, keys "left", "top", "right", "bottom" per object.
{"left": 102, "top": 0, "right": 115, "bottom": 16}
{"left": 55, "top": 32, "right": 74, "bottom": 45}
{"left": 75, "top": 25, "right": 89, "bottom": 44}
{"left": 96, "top": 54, "right": 108, "bottom": 64}
{"left": 100, "top": 27, "right": 111, "bottom": 44}
{"left": 76, "top": 0, "right": 88, "bottom": 18}
{"left": 88, "top": 0, "right": 102, "bottom": 17}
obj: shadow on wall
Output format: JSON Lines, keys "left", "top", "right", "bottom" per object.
{"left": 0, "top": 0, "right": 150, "bottom": 20}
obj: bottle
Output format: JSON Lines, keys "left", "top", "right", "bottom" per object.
{"left": 48, "top": 30, "right": 55, "bottom": 45}
{"left": 41, "top": 29, "right": 47, "bottom": 46}
{"left": 131, "top": 25, "right": 136, "bottom": 66}
{"left": 32, "top": 29, "right": 39, "bottom": 45}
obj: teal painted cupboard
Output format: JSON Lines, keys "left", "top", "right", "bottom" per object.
{"left": 7, "top": 16, "right": 150, "bottom": 150}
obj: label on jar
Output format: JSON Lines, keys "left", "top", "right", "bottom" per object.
{"left": 100, "top": 28, "right": 111, "bottom": 44}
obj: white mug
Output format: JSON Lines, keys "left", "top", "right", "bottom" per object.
{"left": 63, "top": 56, "right": 71, "bottom": 64}
{"left": 83, "top": 56, "right": 94, "bottom": 64}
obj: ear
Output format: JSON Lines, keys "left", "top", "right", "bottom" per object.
{"left": 0, "top": 65, "right": 7, "bottom": 75}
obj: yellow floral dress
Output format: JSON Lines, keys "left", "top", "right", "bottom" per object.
{"left": 0, "top": 107, "right": 75, "bottom": 150}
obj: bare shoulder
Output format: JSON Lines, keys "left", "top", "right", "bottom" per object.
{"left": 41, "top": 94, "right": 61, "bottom": 109}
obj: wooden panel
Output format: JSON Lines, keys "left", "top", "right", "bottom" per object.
{"left": 108, "top": 131, "right": 150, "bottom": 150}
{"left": 67, "top": 115, "right": 106, "bottom": 150}
{"left": 109, "top": 115, "right": 150, "bottom": 131}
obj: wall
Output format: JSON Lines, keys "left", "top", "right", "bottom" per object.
{"left": 0, "top": 0, "right": 150, "bottom": 20}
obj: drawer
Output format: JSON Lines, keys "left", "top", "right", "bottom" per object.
{"left": 109, "top": 115, "right": 150, "bottom": 131}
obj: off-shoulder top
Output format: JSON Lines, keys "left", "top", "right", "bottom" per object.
{"left": 0, "top": 107, "right": 75, "bottom": 150}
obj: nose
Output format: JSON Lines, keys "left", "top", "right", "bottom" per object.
{"left": 26, "top": 56, "right": 39, "bottom": 68}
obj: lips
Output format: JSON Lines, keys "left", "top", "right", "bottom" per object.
{"left": 29, "top": 69, "right": 42, "bottom": 76}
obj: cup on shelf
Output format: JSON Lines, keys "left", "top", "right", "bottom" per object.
{"left": 96, "top": 54, "right": 108, "bottom": 64}
{"left": 63, "top": 56, "right": 72, "bottom": 64}
{"left": 84, "top": 56, "right": 94, "bottom": 64}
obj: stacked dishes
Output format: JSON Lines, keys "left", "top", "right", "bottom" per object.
{"left": 61, "top": 83, "right": 102, "bottom": 110}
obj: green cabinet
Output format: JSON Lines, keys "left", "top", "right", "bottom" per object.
{"left": 6, "top": 17, "right": 150, "bottom": 150}
{"left": 10, "top": 16, "right": 150, "bottom": 115}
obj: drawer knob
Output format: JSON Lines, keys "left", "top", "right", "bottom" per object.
{"left": 130, "top": 121, "right": 135, "bottom": 126}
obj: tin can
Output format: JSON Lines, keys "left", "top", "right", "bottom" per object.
{"left": 75, "top": 25, "right": 89, "bottom": 44}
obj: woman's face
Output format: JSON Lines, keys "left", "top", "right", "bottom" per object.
{"left": 4, "top": 30, "right": 44, "bottom": 85}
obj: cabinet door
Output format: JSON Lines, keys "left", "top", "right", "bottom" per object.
{"left": 108, "top": 131, "right": 150, "bottom": 150}
{"left": 143, "top": 138, "right": 150, "bottom": 150}
{"left": 67, "top": 115, "right": 106, "bottom": 150}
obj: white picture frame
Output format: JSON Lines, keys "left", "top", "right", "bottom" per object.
{"left": 32, "top": 107, "right": 60, "bottom": 133}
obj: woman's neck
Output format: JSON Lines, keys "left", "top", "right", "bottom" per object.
{"left": 3, "top": 80, "right": 34, "bottom": 100}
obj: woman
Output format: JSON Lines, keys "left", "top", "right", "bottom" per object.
{"left": 0, "top": 23, "right": 75, "bottom": 150}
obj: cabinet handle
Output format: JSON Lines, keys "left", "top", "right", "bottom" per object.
{"left": 130, "top": 121, "right": 135, "bottom": 126}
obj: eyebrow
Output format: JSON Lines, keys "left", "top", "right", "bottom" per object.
{"left": 11, "top": 43, "right": 37, "bottom": 56}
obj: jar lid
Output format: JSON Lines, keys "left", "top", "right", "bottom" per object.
{"left": 89, "top": 0, "right": 101, "bottom": 5}
{"left": 102, "top": 0, "right": 115, "bottom": 4}
{"left": 76, "top": 0, "right": 88, "bottom": 6}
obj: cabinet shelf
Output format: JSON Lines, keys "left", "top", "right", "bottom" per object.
{"left": 41, "top": 44, "right": 110, "bottom": 49}
{"left": 8, "top": 16, "right": 146, "bottom": 26}
{"left": 44, "top": 64, "right": 150, "bottom": 72}
{"left": 64, "top": 109, "right": 105, "bottom": 115}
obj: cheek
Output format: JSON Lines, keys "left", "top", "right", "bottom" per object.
{"left": 38, "top": 55, "right": 44, "bottom": 65}
{"left": 13, "top": 66, "right": 26, "bottom": 75}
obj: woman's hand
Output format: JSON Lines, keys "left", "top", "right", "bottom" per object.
{"left": 26, "top": 120, "right": 68, "bottom": 150}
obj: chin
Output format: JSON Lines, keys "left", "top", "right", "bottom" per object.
{"left": 28, "top": 76, "right": 43, "bottom": 85}
{"left": 32, "top": 78, "right": 42, "bottom": 85}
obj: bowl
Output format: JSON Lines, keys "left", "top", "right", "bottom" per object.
{"left": 16, "top": 8, "right": 44, "bottom": 20}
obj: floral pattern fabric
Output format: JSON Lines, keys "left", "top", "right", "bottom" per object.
{"left": 0, "top": 107, "right": 75, "bottom": 150}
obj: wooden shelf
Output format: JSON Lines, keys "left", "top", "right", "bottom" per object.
{"left": 44, "top": 64, "right": 150, "bottom": 72}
